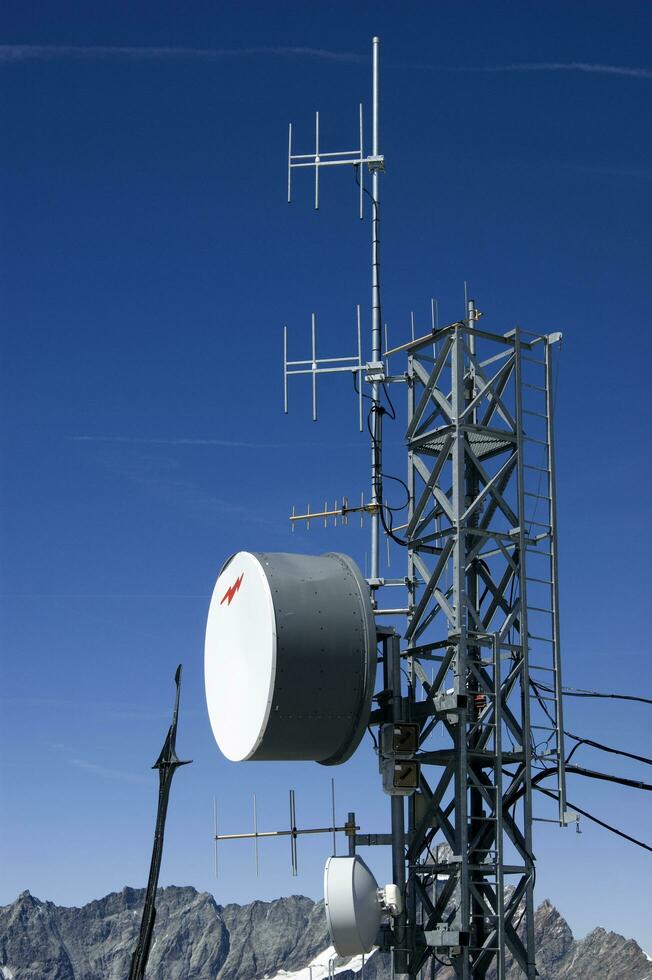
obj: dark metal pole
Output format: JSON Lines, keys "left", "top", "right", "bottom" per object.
{"left": 388, "top": 634, "right": 409, "bottom": 977}
{"left": 128, "top": 665, "right": 191, "bottom": 980}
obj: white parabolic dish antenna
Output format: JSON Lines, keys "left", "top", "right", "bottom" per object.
{"left": 324, "top": 855, "right": 382, "bottom": 956}
{"left": 204, "top": 551, "right": 377, "bottom": 765}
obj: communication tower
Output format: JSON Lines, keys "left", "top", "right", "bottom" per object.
{"left": 204, "top": 36, "right": 573, "bottom": 979}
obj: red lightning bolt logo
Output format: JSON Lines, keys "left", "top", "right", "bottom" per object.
{"left": 220, "top": 572, "right": 244, "bottom": 607}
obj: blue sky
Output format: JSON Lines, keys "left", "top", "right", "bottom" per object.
{"left": 1, "top": 0, "right": 651, "bottom": 954}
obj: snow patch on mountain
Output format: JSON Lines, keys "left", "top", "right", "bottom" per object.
{"left": 267, "top": 945, "right": 376, "bottom": 978}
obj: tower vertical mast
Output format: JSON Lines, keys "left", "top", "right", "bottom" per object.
{"left": 370, "top": 35, "right": 382, "bottom": 581}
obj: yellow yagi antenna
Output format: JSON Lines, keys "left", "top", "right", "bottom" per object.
{"left": 289, "top": 495, "right": 380, "bottom": 529}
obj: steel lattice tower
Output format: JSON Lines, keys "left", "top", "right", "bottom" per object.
{"left": 235, "top": 35, "right": 574, "bottom": 980}
{"left": 391, "top": 307, "right": 570, "bottom": 977}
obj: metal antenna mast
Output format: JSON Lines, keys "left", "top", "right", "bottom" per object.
{"left": 369, "top": 35, "right": 382, "bottom": 582}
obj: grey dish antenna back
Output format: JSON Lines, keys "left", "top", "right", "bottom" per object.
{"left": 324, "top": 856, "right": 402, "bottom": 957}
{"left": 204, "top": 551, "right": 377, "bottom": 765}
{"left": 324, "top": 856, "right": 381, "bottom": 956}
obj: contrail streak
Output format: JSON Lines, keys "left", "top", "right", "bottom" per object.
{"left": 0, "top": 44, "right": 364, "bottom": 65}
{"left": 451, "top": 61, "right": 652, "bottom": 79}
{"left": 71, "top": 434, "right": 290, "bottom": 449}
{"left": 2, "top": 47, "right": 648, "bottom": 79}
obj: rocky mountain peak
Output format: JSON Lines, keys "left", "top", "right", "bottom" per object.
{"left": 0, "top": 886, "right": 649, "bottom": 979}
{"left": 14, "top": 891, "right": 39, "bottom": 908}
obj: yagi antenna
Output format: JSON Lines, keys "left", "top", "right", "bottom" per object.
{"left": 213, "top": 780, "right": 357, "bottom": 878}
{"left": 288, "top": 101, "right": 383, "bottom": 217}
{"left": 283, "top": 306, "right": 363, "bottom": 428}
{"left": 289, "top": 493, "right": 379, "bottom": 530}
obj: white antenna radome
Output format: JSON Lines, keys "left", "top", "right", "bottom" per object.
{"left": 324, "top": 856, "right": 381, "bottom": 956}
{"left": 204, "top": 551, "right": 377, "bottom": 764}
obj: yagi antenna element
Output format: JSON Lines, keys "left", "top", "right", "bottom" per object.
{"left": 288, "top": 103, "right": 384, "bottom": 217}
{"left": 283, "top": 306, "right": 363, "bottom": 428}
